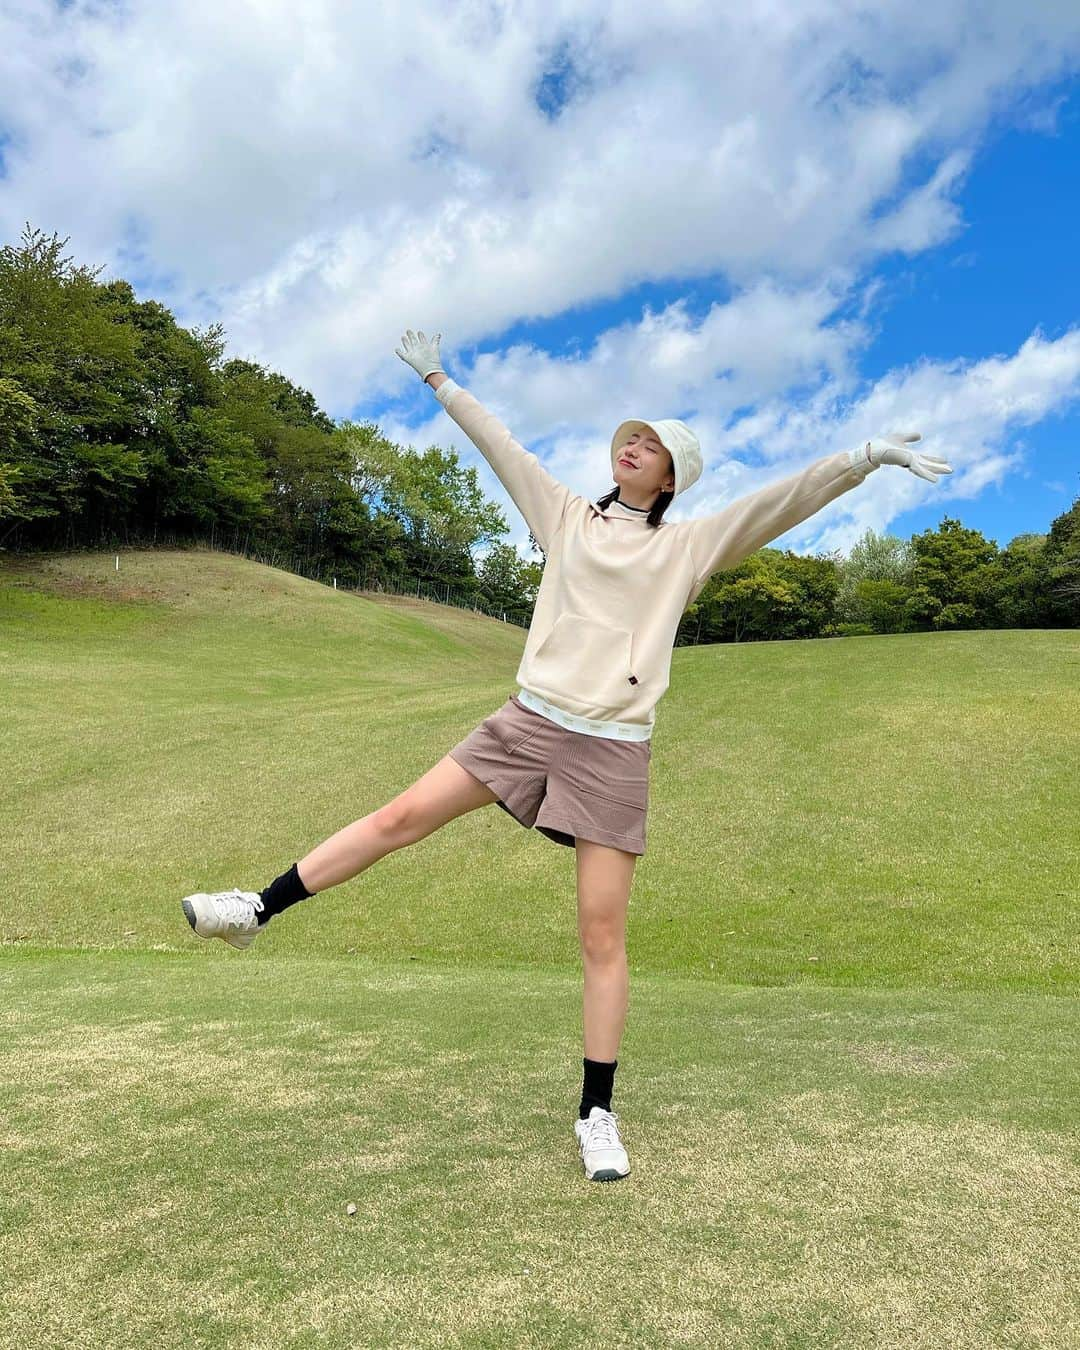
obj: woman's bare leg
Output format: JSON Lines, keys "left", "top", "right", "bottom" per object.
{"left": 297, "top": 753, "right": 499, "bottom": 893}
{"left": 575, "top": 839, "right": 638, "bottom": 1061}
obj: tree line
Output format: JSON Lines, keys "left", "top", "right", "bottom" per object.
{"left": 1, "top": 224, "right": 1077, "bottom": 642}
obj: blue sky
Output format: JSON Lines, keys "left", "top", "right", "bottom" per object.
{"left": 1, "top": 2, "right": 1078, "bottom": 560}
{"left": 856, "top": 84, "right": 1080, "bottom": 544}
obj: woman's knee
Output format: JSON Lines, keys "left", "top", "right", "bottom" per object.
{"left": 579, "top": 919, "right": 626, "bottom": 963}
{"left": 369, "top": 797, "right": 415, "bottom": 844}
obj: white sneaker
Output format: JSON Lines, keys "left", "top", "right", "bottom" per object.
{"left": 574, "top": 1106, "right": 630, "bottom": 1182}
{"left": 181, "top": 889, "right": 269, "bottom": 949}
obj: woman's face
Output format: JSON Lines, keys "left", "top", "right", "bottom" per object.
{"left": 614, "top": 428, "right": 675, "bottom": 499}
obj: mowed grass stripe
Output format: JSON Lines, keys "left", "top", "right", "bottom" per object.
{"left": 0, "top": 952, "right": 1077, "bottom": 1348}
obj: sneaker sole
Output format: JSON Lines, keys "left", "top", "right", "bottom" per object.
{"left": 586, "top": 1167, "right": 629, "bottom": 1182}
{"left": 181, "top": 899, "right": 199, "bottom": 933}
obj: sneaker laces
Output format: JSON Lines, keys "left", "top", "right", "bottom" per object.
{"left": 583, "top": 1110, "right": 622, "bottom": 1150}
{"left": 216, "top": 889, "right": 264, "bottom": 929}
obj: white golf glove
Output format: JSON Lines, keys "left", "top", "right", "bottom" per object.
{"left": 852, "top": 431, "right": 953, "bottom": 482}
{"left": 395, "top": 328, "right": 445, "bottom": 382}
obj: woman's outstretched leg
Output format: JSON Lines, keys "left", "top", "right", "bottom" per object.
{"left": 182, "top": 752, "right": 499, "bottom": 947}
{"left": 297, "top": 752, "right": 499, "bottom": 892}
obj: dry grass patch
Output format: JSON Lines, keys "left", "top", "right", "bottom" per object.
{"left": 1, "top": 955, "right": 1077, "bottom": 1348}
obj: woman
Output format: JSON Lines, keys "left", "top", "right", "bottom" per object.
{"left": 182, "top": 328, "right": 951, "bottom": 1183}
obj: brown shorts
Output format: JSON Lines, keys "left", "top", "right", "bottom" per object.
{"left": 448, "top": 694, "right": 652, "bottom": 855}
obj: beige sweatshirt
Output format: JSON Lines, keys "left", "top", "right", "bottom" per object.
{"left": 434, "top": 377, "right": 878, "bottom": 737}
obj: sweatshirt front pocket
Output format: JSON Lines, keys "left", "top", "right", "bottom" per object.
{"left": 532, "top": 612, "right": 635, "bottom": 709}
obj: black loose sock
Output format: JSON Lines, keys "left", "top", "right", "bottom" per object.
{"left": 258, "top": 861, "right": 315, "bottom": 924}
{"left": 580, "top": 1056, "right": 617, "bottom": 1118}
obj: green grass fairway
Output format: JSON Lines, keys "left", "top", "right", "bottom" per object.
{"left": 2, "top": 547, "right": 1078, "bottom": 1348}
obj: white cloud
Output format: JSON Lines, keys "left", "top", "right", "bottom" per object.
{"left": 713, "top": 324, "right": 1080, "bottom": 558}
{"left": 2, "top": 0, "right": 1079, "bottom": 408}
{"left": 1, "top": 0, "right": 1079, "bottom": 562}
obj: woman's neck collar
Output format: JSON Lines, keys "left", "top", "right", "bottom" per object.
{"left": 587, "top": 494, "right": 659, "bottom": 525}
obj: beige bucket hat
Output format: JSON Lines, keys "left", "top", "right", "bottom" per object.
{"left": 610, "top": 417, "right": 703, "bottom": 499}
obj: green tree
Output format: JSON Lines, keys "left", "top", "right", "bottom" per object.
{"left": 848, "top": 578, "right": 911, "bottom": 634}
{"left": 996, "top": 532, "right": 1049, "bottom": 628}
{"left": 767, "top": 550, "right": 841, "bottom": 639}
{"left": 91, "top": 282, "right": 266, "bottom": 537}
{"left": 836, "top": 527, "right": 915, "bottom": 633}
{"left": 0, "top": 224, "right": 145, "bottom": 539}
{"left": 685, "top": 555, "right": 801, "bottom": 644}
{"left": 477, "top": 541, "right": 535, "bottom": 621}
{"left": 909, "top": 516, "right": 1004, "bottom": 629}
{"left": 680, "top": 548, "right": 843, "bottom": 644}
{"left": 0, "top": 375, "right": 41, "bottom": 527}
{"left": 219, "top": 358, "right": 350, "bottom": 559}
{"left": 1038, "top": 497, "right": 1080, "bottom": 626}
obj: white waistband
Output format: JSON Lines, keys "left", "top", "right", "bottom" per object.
{"left": 515, "top": 687, "right": 652, "bottom": 742}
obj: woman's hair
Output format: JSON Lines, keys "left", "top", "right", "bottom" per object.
{"left": 594, "top": 484, "right": 673, "bottom": 529}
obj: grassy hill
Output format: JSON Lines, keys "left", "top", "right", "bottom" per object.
{"left": 1, "top": 545, "right": 1076, "bottom": 991}
{"left": 1, "top": 546, "right": 1077, "bottom": 1348}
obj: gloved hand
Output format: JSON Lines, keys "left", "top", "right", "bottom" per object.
{"left": 865, "top": 432, "right": 953, "bottom": 482}
{"left": 395, "top": 329, "right": 445, "bottom": 382}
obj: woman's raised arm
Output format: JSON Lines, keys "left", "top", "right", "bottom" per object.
{"left": 396, "top": 329, "right": 574, "bottom": 554}
{"left": 683, "top": 446, "right": 878, "bottom": 587}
